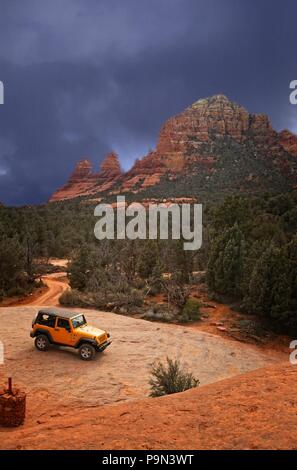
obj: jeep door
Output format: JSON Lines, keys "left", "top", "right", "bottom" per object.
{"left": 53, "top": 317, "right": 76, "bottom": 346}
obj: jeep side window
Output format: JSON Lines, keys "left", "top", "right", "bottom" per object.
{"left": 57, "top": 318, "right": 71, "bottom": 332}
{"left": 37, "top": 313, "right": 55, "bottom": 328}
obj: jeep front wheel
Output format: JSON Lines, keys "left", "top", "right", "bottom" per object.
{"left": 79, "top": 343, "right": 96, "bottom": 361}
{"left": 35, "top": 334, "right": 49, "bottom": 351}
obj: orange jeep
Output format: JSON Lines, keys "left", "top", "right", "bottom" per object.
{"left": 30, "top": 308, "right": 111, "bottom": 360}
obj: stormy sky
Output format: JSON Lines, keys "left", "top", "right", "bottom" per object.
{"left": 0, "top": 0, "right": 296, "bottom": 205}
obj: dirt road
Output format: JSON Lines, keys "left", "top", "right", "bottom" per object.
{"left": 0, "top": 258, "right": 69, "bottom": 308}
{"left": 28, "top": 258, "right": 69, "bottom": 306}
{"left": 27, "top": 273, "right": 69, "bottom": 306}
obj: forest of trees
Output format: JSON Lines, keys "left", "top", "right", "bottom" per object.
{"left": 0, "top": 190, "right": 296, "bottom": 333}
{"left": 0, "top": 201, "right": 95, "bottom": 298}
{"left": 207, "top": 191, "right": 297, "bottom": 333}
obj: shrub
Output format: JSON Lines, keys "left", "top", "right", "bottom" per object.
{"left": 142, "top": 304, "right": 177, "bottom": 323}
{"left": 161, "top": 279, "right": 190, "bottom": 308}
{"left": 59, "top": 289, "right": 89, "bottom": 307}
{"left": 93, "top": 287, "right": 143, "bottom": 312}
{"left": 180, "top": 298, "right": 201, "bottom": 322}
{"left": 149, "top": 357, "right": 199, "bottom": 397}
{"left": 60, "top": 285, "right": 144, "bottom": 313}
{"left": 6, "top": 285, "right": 28, "bottom": 297}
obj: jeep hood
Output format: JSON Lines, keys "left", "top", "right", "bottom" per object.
{"left": 75, "top": 325, "right": 106, "bottom": 337}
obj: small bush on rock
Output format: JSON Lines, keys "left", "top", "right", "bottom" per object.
{"left": 149, "top": 357, "right": 199, "bottom": 397}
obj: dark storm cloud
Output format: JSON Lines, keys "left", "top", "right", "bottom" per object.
{"left": 0, "top": 0, "right": 296, "bottom": 205}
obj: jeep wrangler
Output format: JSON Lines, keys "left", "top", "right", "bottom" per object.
{"left": 30, "top": 308, "right": 111, "bottom": 360}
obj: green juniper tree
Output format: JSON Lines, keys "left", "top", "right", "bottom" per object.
{"left": 207, "top": 223, "right": 246, "bottom": 298}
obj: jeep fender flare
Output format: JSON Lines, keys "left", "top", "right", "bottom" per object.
{"left": 75, "top": 338, "right": 97, "bottom": 349}
{"left": 34, "top": 329, "right": 53, "bottom": 343}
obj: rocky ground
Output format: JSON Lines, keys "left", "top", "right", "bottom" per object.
{"left": 1, "top": 361, "right": 296, "bottom": 450}
{"left": 0, "top": 304, "right": 283, "bottom": 449}
{"left": 0, "top": 265, "right": 292, "bottom": 450}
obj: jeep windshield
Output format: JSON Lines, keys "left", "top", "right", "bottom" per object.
{"left": 71, "top": 315, "right": 87, "bottom": 328}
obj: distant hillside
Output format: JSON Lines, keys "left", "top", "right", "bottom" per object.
{"left": 50, "top": 95, "right": 297, "bottom": 202}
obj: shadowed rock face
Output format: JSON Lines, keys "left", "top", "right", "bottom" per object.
{"left": 50, "top": 95, "right": 297, "bottom": 202}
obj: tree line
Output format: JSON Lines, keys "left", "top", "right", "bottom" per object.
{"left": 207, "top": 191, "right": 297, "bottom": 334}
{"left": 0, "top": 191, "right": 296, "bottom": 334}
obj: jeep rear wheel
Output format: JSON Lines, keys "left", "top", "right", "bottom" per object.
{"left": 35, "top": 334, "right": 49, "bottom": 351}
{"left": 79, "top": 343, "right": 96, "bottom": 361}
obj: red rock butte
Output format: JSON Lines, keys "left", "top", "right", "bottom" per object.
{"left": 50, "top": 152, "right": 122, "bottom": 201}
{"left": 50, "top": 94, "right": 297, "bottom": 202}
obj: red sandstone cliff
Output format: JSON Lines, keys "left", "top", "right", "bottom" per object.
{"left": 50, "top": 152, "right": 122, "bottom": 201}
{"left": 50, "top": 95, "right": 297, "bottom": 202}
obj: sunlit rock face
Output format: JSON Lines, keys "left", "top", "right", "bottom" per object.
{"left": 49, "top": 153, "right": 123, "bottom": 201}
{"left": 68, "top": 159, "right": 93, "bottom": 183}
{"left": 50, "top": 95, "right": 297, "bottom": 202}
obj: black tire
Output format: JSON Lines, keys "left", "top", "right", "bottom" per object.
{"left": 79, "top": 343, "right": 96, "bottom": 361}
{"left": 35, "top": 334, "right": 50, "bottom": 351}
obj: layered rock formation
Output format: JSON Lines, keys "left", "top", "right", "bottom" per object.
{"left": 50, "top": 95, "right": 297, "bottom": 202}
{"left": 68, "top": 159, "right": 92, "bottom": 182}
{"left": 100, "top": 151, "right": 121, "bottom": 175}
{"left": 94, "top": 152, "right": 122, "bottom": 193}
{"left": 50, "top": 152, "right": 122, "bottom": 201}
{"left": 119, "top": 151, "right": 168, "bottom": 193}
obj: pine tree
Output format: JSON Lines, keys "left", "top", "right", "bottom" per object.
{"left": 69, "top": 244, "right": 98, "bottom": 290}
{"left": 0, "top": 236, "right": 24, "bottom": 295}
{"left": 245, "top": 244, "right": 276, "bottom": 316}
{"left": 137, "top": 241, "right": 159, "bottom": 279}
{"left": 207, "top": 223, "right": 246, "bottom": 298}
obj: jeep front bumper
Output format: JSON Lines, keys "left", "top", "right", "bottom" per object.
{"left": 97, "top": 339, "right": 112, "bottom": 352}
